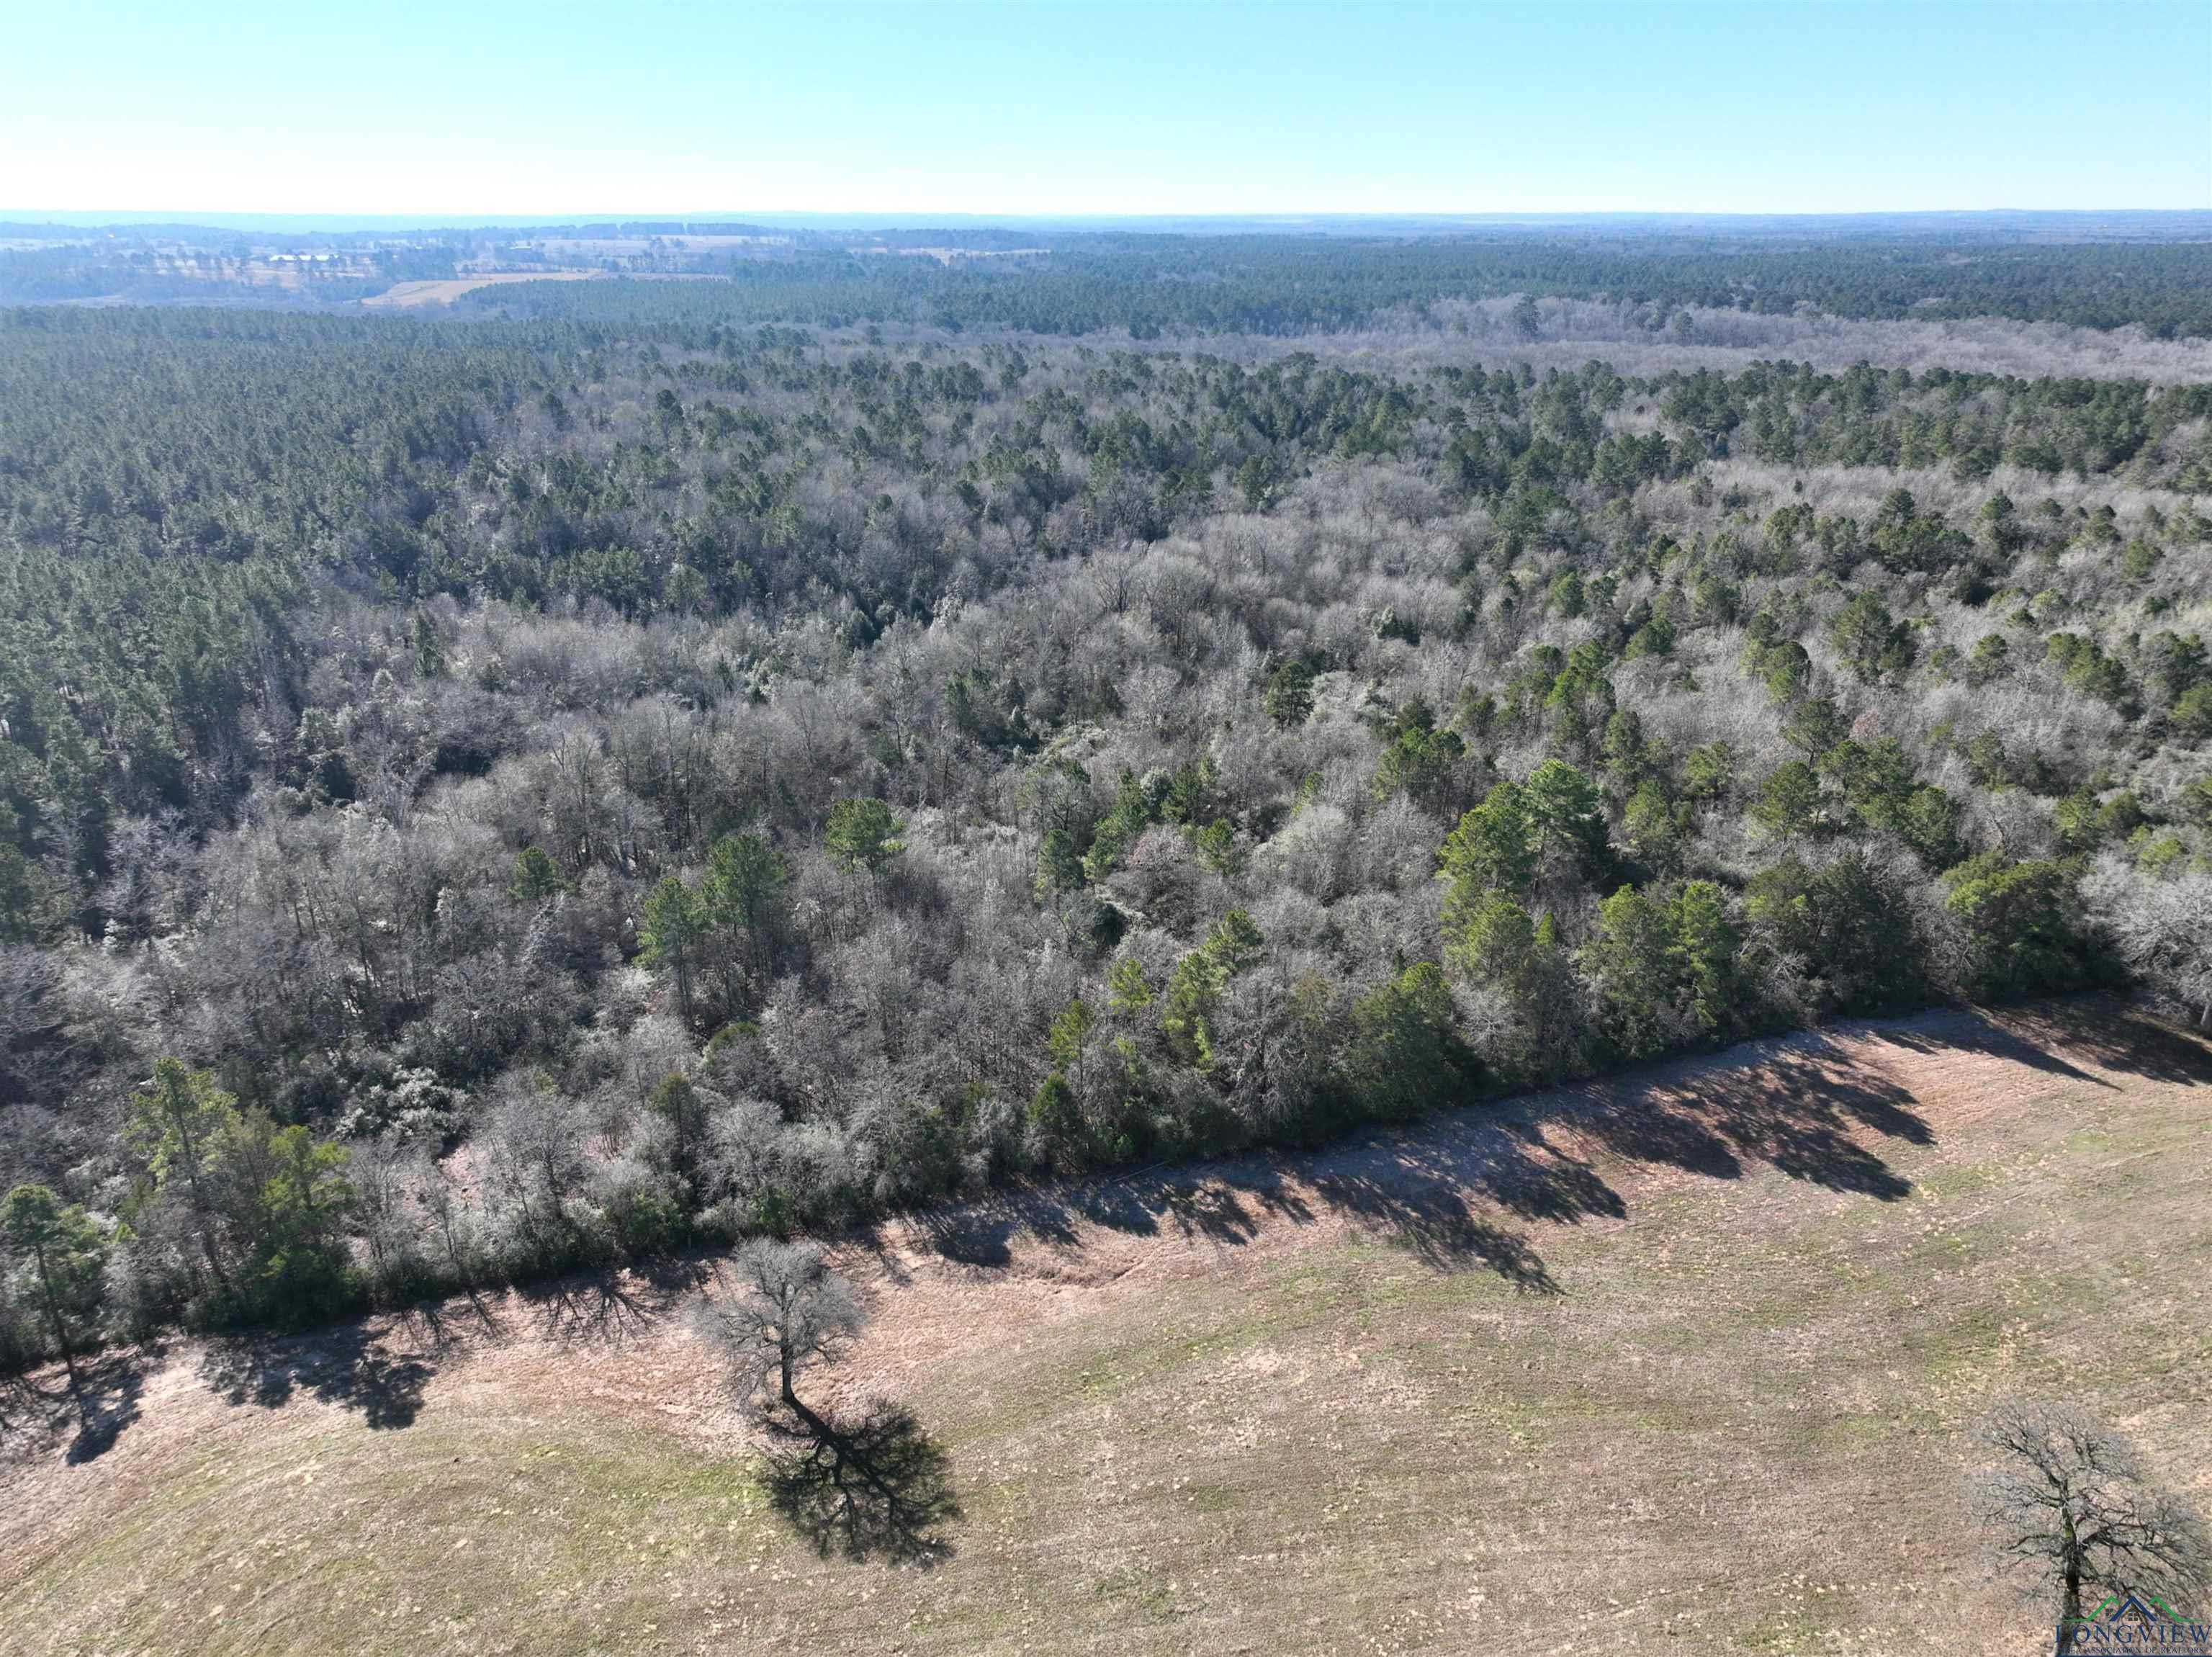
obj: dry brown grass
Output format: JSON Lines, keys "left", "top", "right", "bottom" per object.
{"left": 3, "top": 1002, "right": 2207, "bottom": 1656}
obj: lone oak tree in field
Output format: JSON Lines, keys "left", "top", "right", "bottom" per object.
{"left": 694, "top": 1239, "right": 864, "bottom": 1434}
{"left": 1970, "top": 1401, "right": 2212, "bottom": 1651}
{"left": 693, "top": 1239, "right": 957, "bottom": 1561}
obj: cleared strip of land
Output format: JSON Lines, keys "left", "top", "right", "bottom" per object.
{"left": 361, "top": 272, "right": 605, "bottom": 307}
{"left": 2, "top": 1001, "right": 2206, "bottom": 1656}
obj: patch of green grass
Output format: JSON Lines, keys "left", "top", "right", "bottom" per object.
{"left": 5, "top": 1414, "right": 777, "bottom": 1657}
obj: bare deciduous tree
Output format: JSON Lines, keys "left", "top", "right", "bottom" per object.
{"left": 691, "top": 1239, "right": 957, "bottom": 1562}
{"left": 2082, "top": 856, "right": 2212, "bottom": 1028}
{"left": 693, "top": 1239, "right": 863, "bottom": 1433}
{"left": 1970, "top": 1400, "right": 2212, "bottom": 1650}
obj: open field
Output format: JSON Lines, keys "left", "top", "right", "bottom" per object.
{"left": 3, "top": 1000, "right": 2208, "bottom": 1656}
{"left": 361, "top": 271, "right": 604, "bottom": 307}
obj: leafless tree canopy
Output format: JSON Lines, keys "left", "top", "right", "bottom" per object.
{"left": 5, "top": 248, "right": 2212, "bottom": 1355}
{"left": 691, "top": 1239, "right": 865, "bottom": 1422}
{"left": 1970, "top": 1400, "right": 2212, "bottom": 1643}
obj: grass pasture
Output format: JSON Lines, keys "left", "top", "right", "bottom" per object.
{"left": 3, "top": 1002, "right": 2208, "bottom": 1656}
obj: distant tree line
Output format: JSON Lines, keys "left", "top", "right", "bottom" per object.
{"left": 459, "top": 234, "right": 2212, "bottom": 340}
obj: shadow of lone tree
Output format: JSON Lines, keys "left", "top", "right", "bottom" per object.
{"left": 693, "top": 1239, "right": 958, "bottom": 1565}
{"left": 757, "top": 1399, "right": 960, "bottom": 1565}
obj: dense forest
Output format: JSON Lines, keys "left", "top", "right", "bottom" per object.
{"left": 1, "top": 278, "right": 2208, "bottom": 1362}
{"left": 467, "top": 233, "right": 2212, "bottom": 338}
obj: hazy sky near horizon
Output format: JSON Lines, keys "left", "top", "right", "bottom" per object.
{"left": 4, "top": 1, "right": 2206, "bottom": 218}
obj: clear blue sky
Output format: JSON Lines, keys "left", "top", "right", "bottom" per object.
{"left": 4, "top": 1, "right": 2206, "bottom": 218}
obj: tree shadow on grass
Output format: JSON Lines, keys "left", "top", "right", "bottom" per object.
{"left": 63, "top": 1351, "right": 150, "bottom": 1461}
{"left": 1572, "top": 1036, "right": 1930, "bottom": 1203}
{"left": 896, "top": 1000, "right": 2198, "bottom": 1309}
{"left": 1306, "top": 1174, "right": 1561, "bottom": 1293}
{"left": 1296, "top": 1121, "right": 1627, "bottom": 1292}
{"left": 760, "top": 1400, "right": 961, "bottom": 1566}
{"left": 907, "top": 1027, "right": 1951, "bottom": 1296}
{"left": 910, "top": 1208, "right": 1027, "bottom": 1269}
{"left": 198, "top": 1323, "right": 433, "bottom": 1429}
{"left": 1159, "top": 1181, "right": 1269, "bottom": 1246}
{"left": 396, "top": 1288, "right": 508, "bottom": 1354}
{"left": 914, "top": 1161, "right": 1316, "bottom": 1268}
{"left": 517, "top": 1263, "right": 698, "bottom": 1348}
{"left": 190, "top": 1258, "right": 716, "bottom": 1432}
{"left": 0, "top": 1348, "right": 156, "bottom": 1465}
{"left": 1868, "top": 1009, "right": 2117, "bottom": 1090}
{"left": 1871, "top": 1002, "right": 2212, "bottom": 1090}
{"left": 907, "top": 1111, "right": 1599, "bottom": 1293}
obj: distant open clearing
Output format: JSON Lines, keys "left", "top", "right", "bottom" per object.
{"left": 3, "top": 1000, "right": 2207, "bottom": 1656}
{"left": 362, "top": 271, "right": 605, "bottom": 307}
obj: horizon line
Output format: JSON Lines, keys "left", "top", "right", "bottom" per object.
{"left": 7, "top": 205, "right": 2211, "bottom": 231}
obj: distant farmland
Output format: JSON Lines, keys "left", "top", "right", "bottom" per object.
{"left": 361, "top": 271, "right": 605, "bottom": 307}
{"left": 2, "top": 1001, "right": 2205, "bottom": 1656}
